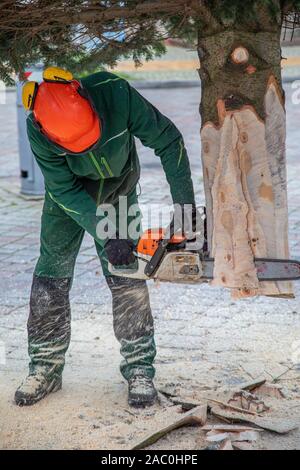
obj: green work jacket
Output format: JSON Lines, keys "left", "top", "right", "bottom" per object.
{"left": 27, "top": 72, "right": 195, "bottom": 247}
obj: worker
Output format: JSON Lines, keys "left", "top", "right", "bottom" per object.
{"left": 15, "top": 67, "right": 196, "bottom": 408}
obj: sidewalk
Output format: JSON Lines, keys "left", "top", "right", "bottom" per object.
{"left": 0, "top": 85, "right": 300, "bottom": 450}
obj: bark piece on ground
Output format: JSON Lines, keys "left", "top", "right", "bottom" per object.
{"left": 168, "top": 396, "right": 204, "bottom": 411}
{"left": 160, "top": 384, "right": 268, "bottom": 414}
{"left": 238, "top": 378, "right": 267, "bottom": 392}
{"left": 205, "top": 396, "right": 258, "bottom": 416}
{"left": 131, "top": 404, "right": 207, "bottom": 450}
{"left": 253, "top": 383, "right": 285, "bottom": 399}
{"left": 157, "top": 391, "right": 175, "bottom": 408}
{"left": 158, "top": 384, "right": 181, "bottom": 397}
{"left": 211, "top": 406, "right": 298, "bottom": 434}
{"left": 228, "top": 390, "right": 270, "bottom": 414}
{"left": 202, "top": 424, "right": 263, "bottom": 433}
{"left": 201, "top": 76, "right": 293, "bottom": 299}
{"left": 206, "top": 429, "right": 260, "bottom": 443}
{"left": 232, "top": 441, "right": 254, "bottom": 451}
{"left": 205, "top": 438, "right": 234, "bottom": 451}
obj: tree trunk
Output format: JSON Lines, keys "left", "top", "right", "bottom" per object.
{"left": 198, "top": 13, "right": 293, "bottom": 299}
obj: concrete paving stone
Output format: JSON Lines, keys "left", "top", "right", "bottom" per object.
{"left": 0, "top": 237, "right": 25, "bottom": 247}
{"left": 0, "top": 270, "right": 17, "bottom": 281}
{"left": 72, "top": 269, "right": 98, "bottom": 280}
{"left": 0, "top": 244, "right": 21, "bottom": 254}
{"left": 80, "top": 246, "right": 99, "bottom": 256}
{"left": 70, "top": 301, "right": 110, "bottom": 313}
{"left": 2, "top": 262, "right": 33, "bottom": 272}
{"left": 0, "top": 254, "right": 10, "bottom": 263}
{"left": 0, "top": 294, "right": 28, "bottom": 305}
{"left": 76, "top": 254, "right": 98, "bottom": 264}
{"left": 73, "top": 269, "right": 103, "bottom": 281}
{"left": 18, "top": 248, "right": 40, "bottom": 258}
{"left": 0, "top": 305, "right": 18, "bottom": 316}
{"left": 7, "top": 254, "right": 37, "bottom": 265}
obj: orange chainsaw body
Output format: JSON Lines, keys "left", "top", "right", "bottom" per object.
{"left": 137, "top": 228, "right": 186, "bottom": 257}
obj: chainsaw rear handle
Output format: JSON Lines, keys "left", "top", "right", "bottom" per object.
{"left": 144, "top": 216, "right": 176, "bottom": 277}
{"left": 144, "top": 205, "right": 205, "bottom": 277}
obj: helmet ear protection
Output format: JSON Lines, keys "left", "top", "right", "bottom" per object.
{"left": 42, "top": 66, "right": 73, "bottom": 83}
{"left": 22, "top": 67, "right": 79, "bottom": 111}
{"left": 22, "top": 81, "right": 39, "bottom": 111}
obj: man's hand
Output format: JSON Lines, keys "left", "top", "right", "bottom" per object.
{"left": 105, "top": 239, "right": 136, "bottom": 266}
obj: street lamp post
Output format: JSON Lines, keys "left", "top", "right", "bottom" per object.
{"left": 16, "top": 71, "right": 44, "bottom": 197}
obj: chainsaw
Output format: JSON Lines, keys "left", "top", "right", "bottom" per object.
{"left": 108, "top": 207, "right": 300, "bottom": 284}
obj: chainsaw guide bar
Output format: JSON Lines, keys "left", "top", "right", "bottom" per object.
{"left": 109, "top": 252, "right": 300, "bottom": 284}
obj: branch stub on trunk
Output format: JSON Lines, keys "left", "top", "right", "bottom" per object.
{"left": 231, "top": 47, "right": 249, "bottom": 65}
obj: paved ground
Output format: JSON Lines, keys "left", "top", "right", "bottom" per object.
{"left": 0, "top": 85, "right": 300, "bottom": 450}
{"left": 110, "top": 44, "right": 300, "bottom": 81}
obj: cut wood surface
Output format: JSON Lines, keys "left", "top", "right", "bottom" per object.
{"left": 231, "top": 47, "right": 250, "bottom": 65}
{"left": 201, "top": 76, "right": 293, "bottom": 298}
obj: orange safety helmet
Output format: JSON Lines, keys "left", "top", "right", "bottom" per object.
{"left": 22, "top": 67, "right": 101, "bottom": 153}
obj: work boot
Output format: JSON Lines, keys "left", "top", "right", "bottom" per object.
{"left": 128, "top": 372, "right": 158, "bottom": 408}
{"left": 15, "top": 368, "right": 62, "bottom": 406}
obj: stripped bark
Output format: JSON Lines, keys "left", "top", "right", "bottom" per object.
{"left": 198, "top": 23, "right": 293, "bottom": 298}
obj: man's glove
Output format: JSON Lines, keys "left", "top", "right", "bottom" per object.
{"left": 105, "top": 238, "right": 136, "bottom": 266}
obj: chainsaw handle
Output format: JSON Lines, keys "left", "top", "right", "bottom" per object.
{"left": 144, "top": 216, "right": 175, "bottom": 277}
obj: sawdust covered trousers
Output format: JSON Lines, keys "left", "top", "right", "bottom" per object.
{"left": 27, "top": 190, "right": 156, "bottom": 381}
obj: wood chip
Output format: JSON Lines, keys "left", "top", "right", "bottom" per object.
{"left": 253, "top": 383, "right": 285, "bottom": 399}
{"left": 205, "top": 396, "right": 258, "bottom": 416}
{"left": 206, "top": 432, "right": 231, "bottom": 442}
{"left": 206, "top": 429, "right": 260, "bottom": 443}
{"left": 221, "top": 439, "right": 234, "bottom": 450}
{"left": 211, "top": 406, "right": 298, "bottom": 434}
{"left": 228, "top": 390, "right": 269, "bottom": 414}
{"left": 202, "top": 424, "right": 263, "bottom": 433}
{"left": 169, "top": 396, "right": 202, "bottom": 411}
{"left": 205, "top": 438, "right": 233, "bottom": 451}
{"left": 232, "top": 441, "right": 253, "bottom": 451}
{"left": 238, "top": 378, "right": 267, "bottom": 391}
{"left": 131, "top": 404, "right": 207, "bottom": 450}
